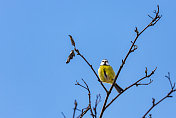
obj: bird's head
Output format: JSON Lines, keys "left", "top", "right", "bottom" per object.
{"left": 100, "top": 59, "right": 110, "bottom": 66}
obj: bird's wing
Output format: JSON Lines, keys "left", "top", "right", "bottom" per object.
{"left": 103, "top": 68, "right": 108, "bottom": 79}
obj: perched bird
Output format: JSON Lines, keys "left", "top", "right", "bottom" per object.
{"left": 98, "top": 59, "right": 123, "bottom": 93}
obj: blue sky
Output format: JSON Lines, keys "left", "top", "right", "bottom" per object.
{"left": 0, "top": 0, "right": 176, "bottom": 118}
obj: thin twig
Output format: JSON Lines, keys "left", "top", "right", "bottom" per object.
{"left": 78, "top": 106, "right": 90, "bottom": 118}
{"left": 75, "top": 79, "right": 95, "bottom": 118}
{"left": 136, "top": 79, "right": 153, "bottom": 86}
{"left": 105, "top": 67, "right": 156, "bottom": 109}
{"left": 73, "top": 100, "right": 78, "bottom": 118}
{"left": 99, "top": 5, "right": 161, "bottom": 118}
{"left": 93, "top": 94, "right": 101, "bottom": 118}
{"left": 82, "top": 79, "right": 95, "bottom": 118}
{"left": 67, "top": 35, "right": 108, "bottom": 92}
{"left": 142, "top": 73, "right": 176, "bottom": 118}
{"left": 75, "top": 49, "right": 108, "bottom": 93}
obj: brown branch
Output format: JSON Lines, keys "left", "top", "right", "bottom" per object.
{"left": 68, "top": 35, "right": 76, "bottom": 47}
{"left": 142, "top": 73, "right": 176, "bottom": 118}
{"left": 67, "top": 35, "right": 108, "bottom": 93}
{"left": 78, "top": 106, "right": 90, "bottom": 118}
{"left": 105, "top": 67, "right": 156, "bottom": 109}
{"left": 99, "top": 5, "right": 161, "bottom": 118}
{"left": 73, "top": 100, "right": 78, "bottom": 118}
{"left": 74, "top": 49, "right": 108, "bottom": 93}
{"left": 136, "top": 79, "right": 153, "bottom": 86}
{"left": 75, "top": 79, "right": 95, "bottom": 118}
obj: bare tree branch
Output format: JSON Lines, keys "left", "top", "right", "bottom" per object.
{"left": 73, "top": 100, "right": 78, "bottom": 118}
{"left": 78, "top": 106, "right": 90, "bottom": 118}
{"left": 105, "top": 67, "right": 157, "bottom": 109}
{"left": 142, "top": 73, "right": 176, "bottom": 118}
{"left": 165, "top": 72, "right": 175, "bottom": 90}
{"left": 99, "top": 5, "right": 161, "bottom": 118}
{"left": 75, "top": 49, "right": 108, "bottom": 93}
{"left": 136, "top": 79, "right": 153, "bottom": 86}
{"left": 75, "top": 79, "right": 95, "bottom": 118}
{"left": 66, "top": 5, "right": 163, "bottom": 118}
{"left": 68, "top": 35, "right": 76, "bottom": 47}
{"left": 67, "top": 35, "right": 108, "bottom": 93}
{"left": 74, "top": 80, "right": 102, "bottom": 118}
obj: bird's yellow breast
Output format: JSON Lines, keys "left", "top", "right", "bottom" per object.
{"left": 98, "top": 65, "right": 115, "bottom": 84}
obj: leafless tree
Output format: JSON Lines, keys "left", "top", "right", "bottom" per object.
{"left": 64, "top": 5, "right": 176, "bottom": 118}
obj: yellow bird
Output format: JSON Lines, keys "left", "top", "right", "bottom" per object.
{"left": 98, "top": 59, "right": 123, "bottom": 93}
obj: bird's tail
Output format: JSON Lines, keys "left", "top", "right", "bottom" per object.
{"left": 114, "top": 83, "right": 123, "bottom": 93}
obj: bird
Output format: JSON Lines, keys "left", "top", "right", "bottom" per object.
{"left": 98, "top": 59, "right": 123, "bottom": 93}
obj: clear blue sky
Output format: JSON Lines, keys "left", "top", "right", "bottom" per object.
{"left": 0, "top": 0, "right": 176, "bottom": 118}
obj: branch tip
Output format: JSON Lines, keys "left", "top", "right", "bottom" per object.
{"left": 142, "top": 72, "right": 176, "bottom": 118}
{"left": 68, "top": 35, "right": 76, "bottom": 47}
{"left": 152, "top": 98, "right": 155, "bottom": 105}
{"left": 145, "top": 67, "right": 148, "bottom": 76}
{"left": 134, "top": 27, "right": 139, "bottom": 35}
{"left": 151, "top": 67, "right": 157, "bottom": 75}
